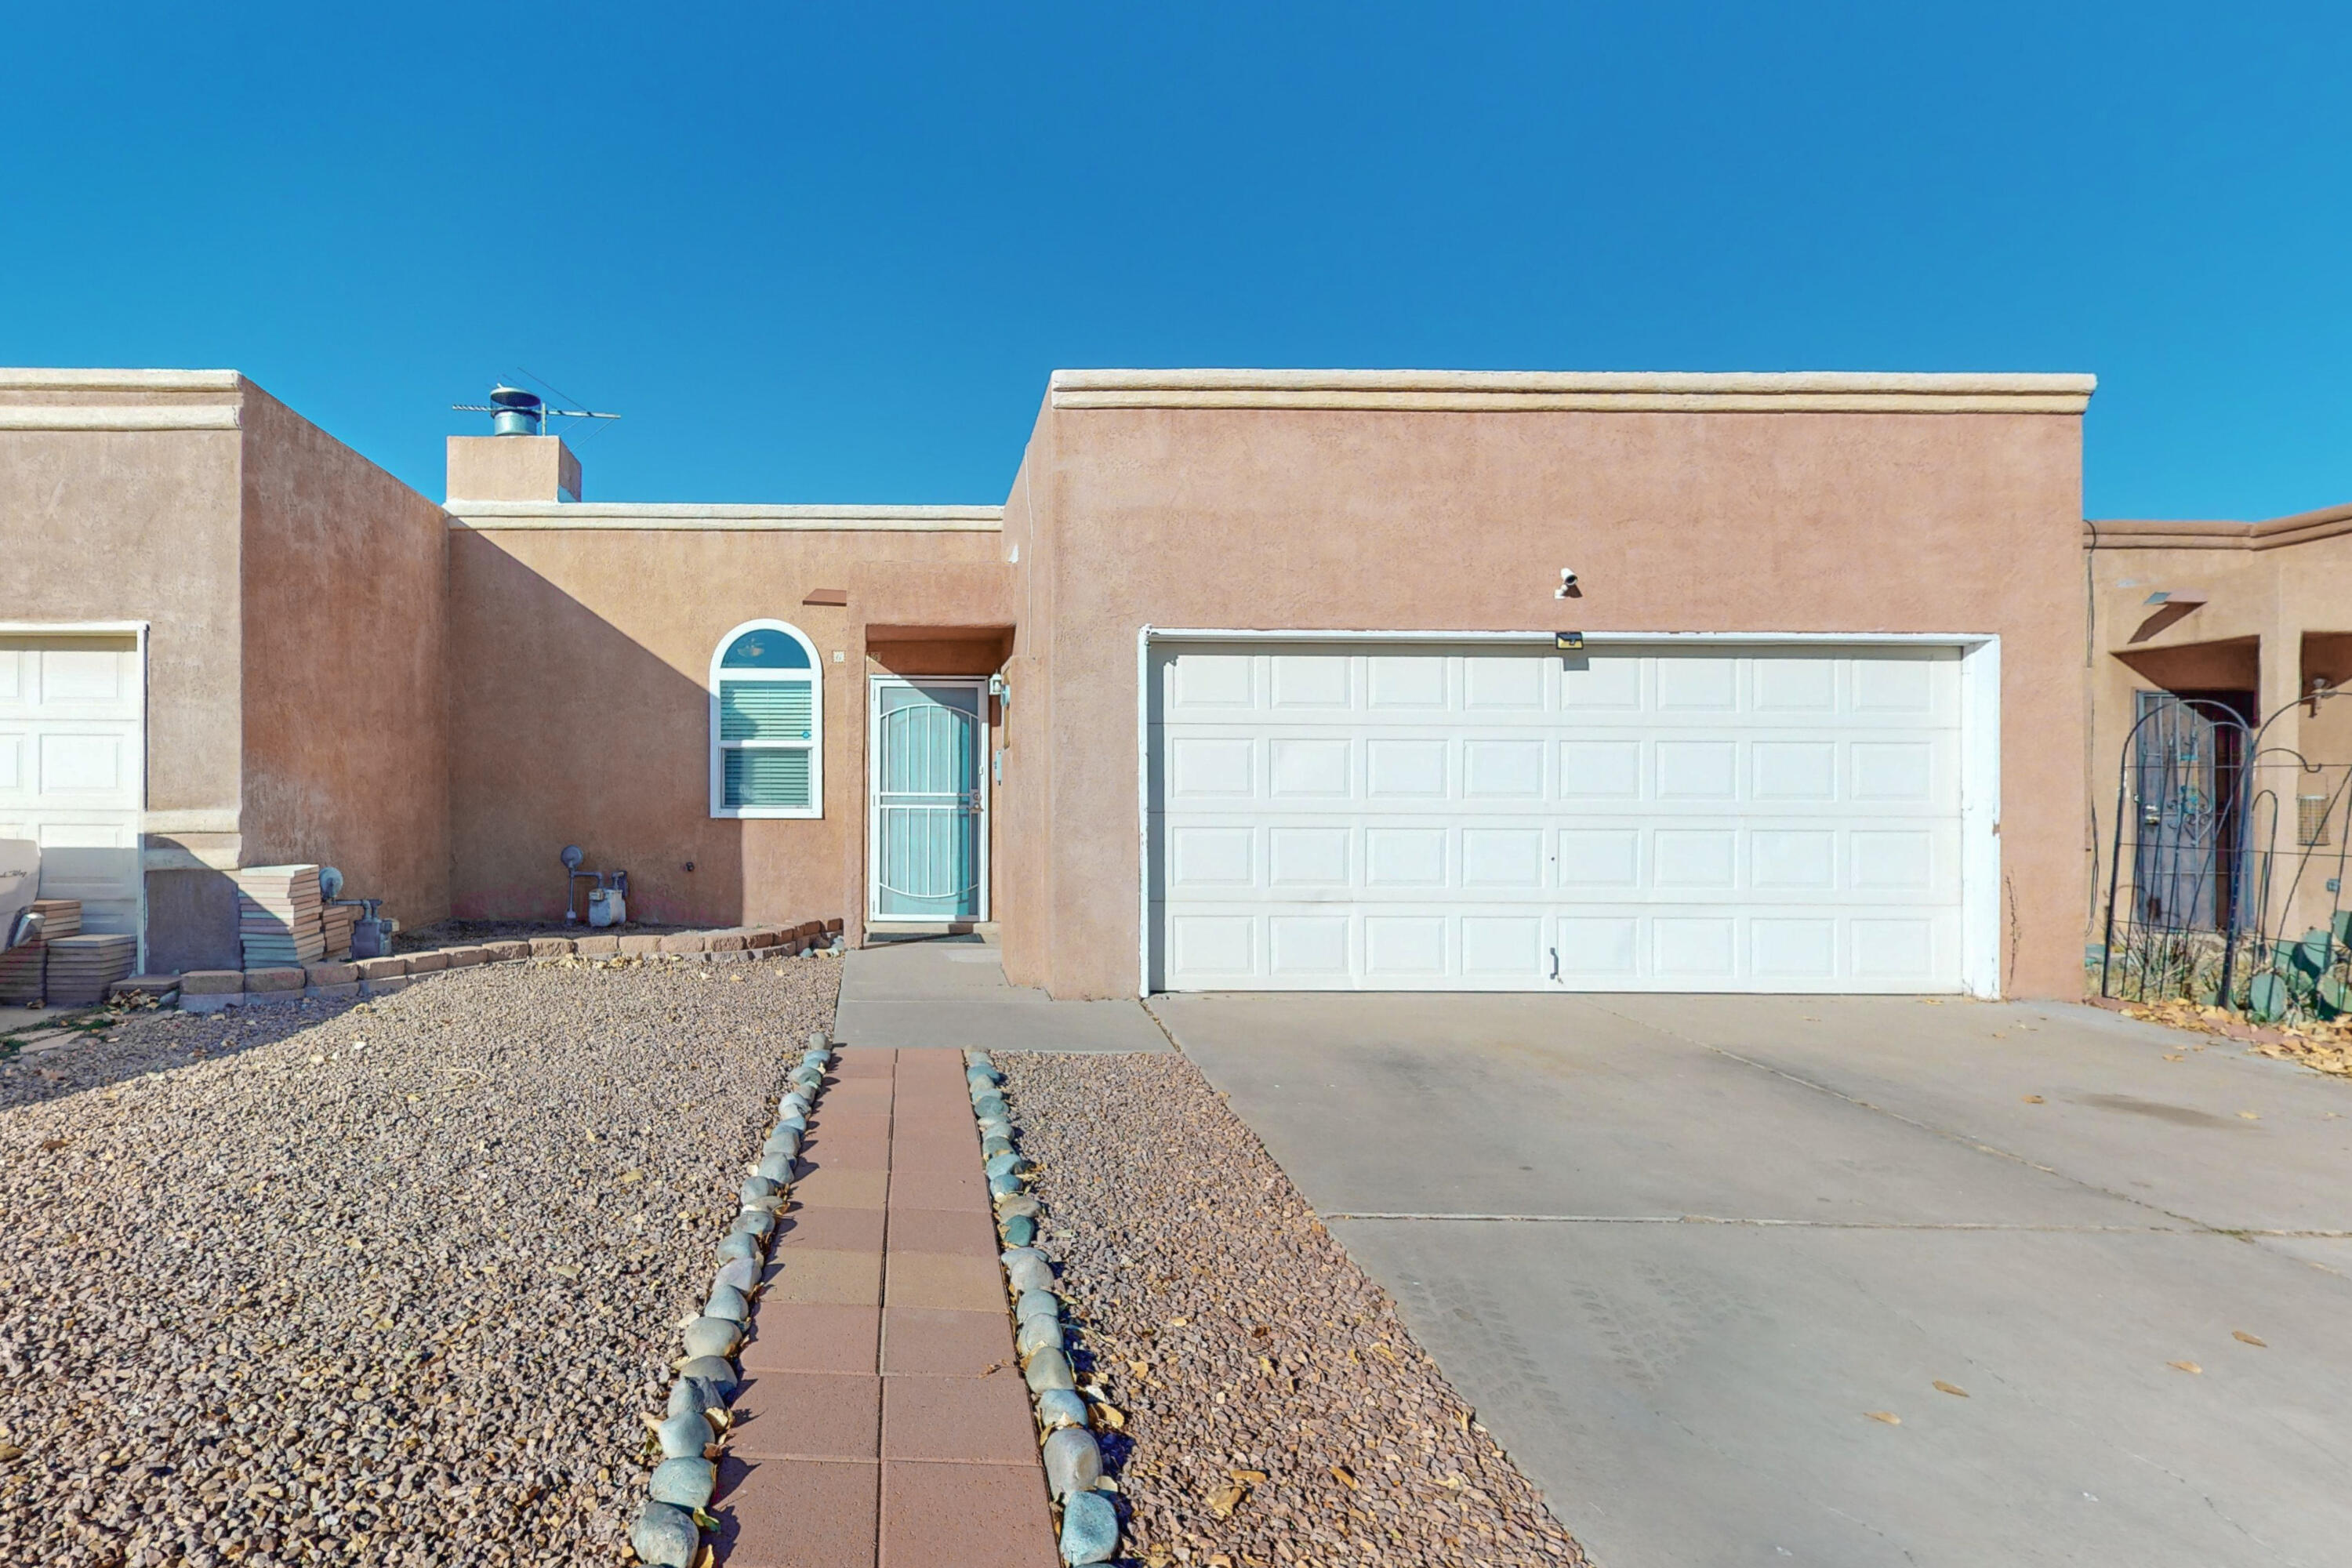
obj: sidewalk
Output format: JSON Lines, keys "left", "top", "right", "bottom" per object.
{"left": 833, "top": 938, "right": 1169, "bottom": 1053}
{"left": 715, "top": 1047, "right": 1058, "bottom": 1568}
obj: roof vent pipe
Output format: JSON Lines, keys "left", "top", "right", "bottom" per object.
{"left": 488, "top": 385, "right": 544, "bottom": 437}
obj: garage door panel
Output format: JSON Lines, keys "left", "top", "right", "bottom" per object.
{"left": 1155, "top": 644, "right": 1966, "bottom": 993}
{"left": 1464, "top": 739, "right": 1544, "bottom": 797}
{"left": 1559, "top": 916, "right": 1639, "bottom": 978}
{"left": 1367, "top": 739, "right": 1447, "bottom": 797}
{"left": 1269, "top": 738, "right": 1351, "bottom": 797}
{"left": 1367, "top": 828, "right": 1446, "bottom": 885}
{"left": 1465, "top": 655, "right": 1544, "bottom": 710}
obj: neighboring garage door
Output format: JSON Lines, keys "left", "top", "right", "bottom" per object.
{"left": 1150, "top": 641, "right": 1966, "bottom": 992}
{"left": 0, "top": 635, "right": 144, "bottom": 942}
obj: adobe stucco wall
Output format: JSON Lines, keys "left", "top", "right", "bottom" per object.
{"left": 0, "top": 373, "right": 247, "bottom": 970}
{"left": 238, "top": 385, "right": 452, "bottom": 931}
{"left": 443, "top": 522, "right": 1010, "bottom": 935}
{"left": 1000, "top": 386, "right": 2092, "bottom": 1000}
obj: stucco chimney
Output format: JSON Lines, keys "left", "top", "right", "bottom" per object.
{"left": 446, "top": 434, "right": 581, "bottom": 503}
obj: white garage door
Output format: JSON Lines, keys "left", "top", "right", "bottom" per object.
{"left": 1150, "top": 641, "right": 1968, "bottom": 993}
{"left": 0, "top": 635, "right": 144, "bottom": 942}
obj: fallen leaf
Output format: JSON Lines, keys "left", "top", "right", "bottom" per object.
{"left": 1207, "top": 1483, "right": 1247, "bottom": 1519}
{"left": 1331, "top": 1465, "right": 1358, "bottom": 1489}
{"left": 1166, "top": 1317, "right": 1188, "bottom": 1327}
{"left": 1865, "top": 1411, "right": 1901, "bottom": 1425}
{"left": 1128, "top": 1360, "right": 1151, "bottom": 1377}
{"left": 0, "top": 1443, "right": 22, "bottom": 1462}
{"left": 1227, "top": 1468, "right": 1268, "bottom": 1485}
{"left": 2021, "top": 1094, "right": 2045, "bottom": 1105}
{"left": 618, "top": 1170, "right": 644, "bottom": 1185}
{"left": 2238, "top": 1111, "right": 2260, "bottom": 1121}
{"left": 2162, "top": 1054, "right": 2183, "bottom": 1062}
{"left": 1092, "top": 1403, "right": 1126, "bottom": 1430}
{"left": 1258, "top": 1356, "right": 1276, "bottom": 1376}
{"left": 1933, "top": 1381, "right": 1969, "bottom": 1398}
{"left": 2167, "top": 1360, "right": 2202, "bottom": 1374}
{"left": 2234, "top": 1331, "right": 2267, "bottom": 1348}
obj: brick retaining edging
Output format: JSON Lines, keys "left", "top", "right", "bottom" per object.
{"left": 629, "top": 1032, "right": 837, "bottom": 1565}
{"left": 172, "top": 920, "right": 846, "bottom": 1012}
{"left": 970, "top": 1050, "right": 1123, "bottom": 1566}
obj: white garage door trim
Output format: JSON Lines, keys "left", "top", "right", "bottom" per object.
{"left": 0, "top": 621, "right": 149, "bottom": 973}
{"left": 1137, "top": 629, "right": 2001, "bottom": 998}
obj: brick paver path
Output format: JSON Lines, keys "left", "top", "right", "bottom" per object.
{"left": 714, "top": 1047, "right": 1059, "bottom": 1568}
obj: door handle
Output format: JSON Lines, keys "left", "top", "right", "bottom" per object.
{"left": 1548, "top": 946, "right": 1561, "bottom": 983}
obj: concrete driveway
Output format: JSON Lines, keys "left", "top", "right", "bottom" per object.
{"left": 1151, "top": 991, "right": 2352, "bottom": 1568}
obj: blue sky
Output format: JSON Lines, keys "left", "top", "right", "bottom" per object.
{"left": 3, "top": 4, "right": 2344, "bottom": 518}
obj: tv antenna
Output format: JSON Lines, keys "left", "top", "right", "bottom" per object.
{"left": 452, "top": 380, "right": 620, "bottom": 437}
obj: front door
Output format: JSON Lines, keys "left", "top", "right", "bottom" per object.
{"left": 869, "top": 678, "right": 988, "bottom": 920}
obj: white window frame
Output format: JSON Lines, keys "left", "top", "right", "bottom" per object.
{"left": 709, "top": 619, "right": 824, "bottom": 819}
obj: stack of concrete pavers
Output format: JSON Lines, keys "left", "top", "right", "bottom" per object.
{"left": 321, "top": 901, "right": 358, "bottom": 960}
{"left": 232, "top": 866, "right": 325, "bottom": 967}
{"left": 44, "top": 935, "right": 139, "bottom": 1004}
{"left": 32, "top": 899, "right": 82, "bottom": 939}
{"left": 0, "top": 934, "right": 43, "bottom": 1004}
{"left": 174, "top": 920, "right": 845, "bottom": 1011}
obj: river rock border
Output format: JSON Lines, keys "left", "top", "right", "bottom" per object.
{"left": 628, "top": 1029, "right": 837, "bottom": 1566}
{"left": 969, "top": 1050, "right": 1124, "bottom": 1566}
{"left": 172, "top": 920, "right": 848, "bottom": 1012}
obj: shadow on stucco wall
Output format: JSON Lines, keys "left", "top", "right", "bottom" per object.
{"left": 445, "top": 534, "right": 749, "bottom": 927}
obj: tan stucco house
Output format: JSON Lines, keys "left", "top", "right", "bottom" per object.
{"left": 6, "top": 365, "right": 2155, "bottom": 999}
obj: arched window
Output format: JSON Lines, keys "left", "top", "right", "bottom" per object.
{"left": 710, "top": 620, "right": 823, "bottom": 818}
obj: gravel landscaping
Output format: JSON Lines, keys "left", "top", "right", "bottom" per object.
{"left": 997, "top": 1051, "right": 1585, "bottom": 1568}
{"left": 0, "top": 952, "right": 838, "bottom": 1567}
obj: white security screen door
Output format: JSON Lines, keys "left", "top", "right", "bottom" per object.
{"left": 869, "top": 679, "right": 988, "bottom": 920}
{"left": 1150, "top": 641, "right": 1968, "bottom": 992}
{"left": 0, "top": 634, "right": 143, "bottom": 942}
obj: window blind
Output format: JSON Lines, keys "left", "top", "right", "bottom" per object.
{"left": 720, "top": 680, "right": 815, "bottom": 742}
{"left": 724, "top": 746, "right": 812, "bottom": 811}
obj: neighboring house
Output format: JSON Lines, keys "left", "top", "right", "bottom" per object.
{"left": 2085, "top": 505, "right": 2352, "bottom": 967}
{"left": 8, "top": 366, "right": 2125, "bottom": 1000}
{"left": 1, "top": 371, "right": 447, "bottom": 974}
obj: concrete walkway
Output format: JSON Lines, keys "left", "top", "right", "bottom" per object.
{"left": 1154, "top": 991, "right": 2352, "bottom": 1568}
{"left": 716, "top": 1047, "right": 1057, "bottom": 1568}
{"left": 833, "top": 938, "right": 1169, "bottom": 1053}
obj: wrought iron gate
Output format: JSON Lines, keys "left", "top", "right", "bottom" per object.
{"left": 2100, "top": 690, "right": 2352, "bottom": 1019}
